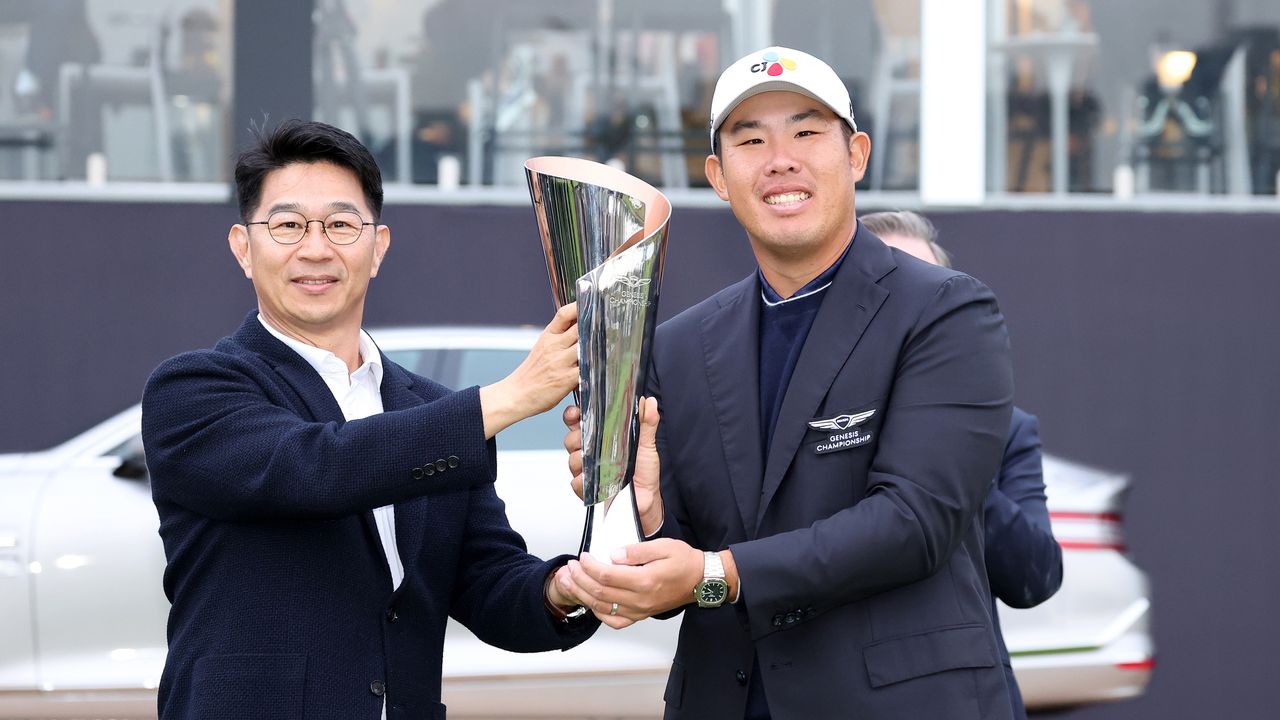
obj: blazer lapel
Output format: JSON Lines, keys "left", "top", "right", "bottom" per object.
{"left": 699, "top": 275, "right": 764, "bottom": 538}
{"left": 234, "top": 313, "right": 389, "bottom": 561}
{"left": 233, "top": 314, "right": 345, "bottom": 423}
{"left": 380, "top": 360, "right": 430, "bottom": 576}
{"left": 757, "top": 231, "right": 896, "bottom": 525}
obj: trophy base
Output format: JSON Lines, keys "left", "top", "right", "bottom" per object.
{"left": 579, "top": 482, "right": 644, "bottom": 565}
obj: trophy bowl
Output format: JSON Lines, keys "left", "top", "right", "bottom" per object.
{"left": 525, "top": 157, "right": 670, "bottom": 563}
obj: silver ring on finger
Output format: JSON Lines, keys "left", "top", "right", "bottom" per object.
{"left": 610, "top": 602, "right": 620, "bottom": 616}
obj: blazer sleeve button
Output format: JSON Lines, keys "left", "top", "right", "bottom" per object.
{"left": 411, "top": 467, "right": 423, "bottom": 480}
{"left": 447, "top": 455, "right": 460, "bottom": 468}
{"left": 423, "top": 465, "right": 435, "bottom": 477}
{"left": 771, "top": 614, "right": 783, "bottom": 628}
{"left": 435, "top": 459, "right": 449, "bottom": 472}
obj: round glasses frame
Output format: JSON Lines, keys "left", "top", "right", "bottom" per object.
{"left": 245, "top": 210, "right": 376, "bottom": 246}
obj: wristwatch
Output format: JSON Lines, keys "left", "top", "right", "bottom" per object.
{"left": 545, "top": 597, "right": 588, "bottom": 623}
{"left": 693, "top": 551, "right": 729, "bottom": 608}
{"left": 544, "top": 572, "right": 588, "bottom": 623}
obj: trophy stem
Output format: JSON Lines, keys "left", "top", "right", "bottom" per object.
{"left": 579, "top": 482, "right": 644, "bottom": 565}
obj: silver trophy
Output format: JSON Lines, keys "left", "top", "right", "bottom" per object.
{"left": 525, "top": 156, "right": 670, "bottom": 564}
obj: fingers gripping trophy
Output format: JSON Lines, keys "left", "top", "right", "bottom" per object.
{"left": 525, "top": 157, "right": 670, "bottom": 564}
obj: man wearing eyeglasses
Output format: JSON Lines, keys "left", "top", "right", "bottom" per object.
{"left": 141, "top": 119, "right": 596, "bottom": 720}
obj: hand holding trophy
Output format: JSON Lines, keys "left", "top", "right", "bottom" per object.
{"left": 525, "top": 157, "right": 670, "bottom": 565}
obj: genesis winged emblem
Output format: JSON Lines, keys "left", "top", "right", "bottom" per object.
{"left": 808, "top": 409, "right": 876, "bottom": 431}
{"left": 617, "top": 275, "right": 652, "bottom": 290}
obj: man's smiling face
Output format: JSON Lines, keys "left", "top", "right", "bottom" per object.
{"left": 229, "top": 161, "right": 389, "bottom": 344}
{"left": 705, "top": 91, "right": 868, "bottom": 265}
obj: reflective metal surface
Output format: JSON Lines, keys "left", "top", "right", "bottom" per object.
{"left": 525, "top": 157, "right": 670, "bottom": 560}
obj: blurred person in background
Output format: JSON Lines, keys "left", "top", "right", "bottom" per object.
{"left": 861, "top": 209, "right": 1064, "bottom": 720}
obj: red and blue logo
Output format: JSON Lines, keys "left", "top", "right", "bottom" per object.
{"left": 750, "top": 50, "right": 797, "bottom": 76}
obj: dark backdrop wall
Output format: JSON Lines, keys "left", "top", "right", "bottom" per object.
{"left": 1, "top": 199, "right": 1276, "bottom": 718}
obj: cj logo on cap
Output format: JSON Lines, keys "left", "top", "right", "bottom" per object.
{"left": 750, "top": 50, "right": 797, "bottom": 77}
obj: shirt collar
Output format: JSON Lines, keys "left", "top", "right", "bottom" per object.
{"left": 256, "top": 314, "right": 383, "bottom": 389}
{"left": 759, "top": 235, "right": 854, "bottom": 307}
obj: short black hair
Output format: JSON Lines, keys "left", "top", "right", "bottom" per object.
{"left": 712, "top": 117, "right": 855, "bottom": 160}
{"left": 234, "top": 119, "right": 384, "bottom": 222}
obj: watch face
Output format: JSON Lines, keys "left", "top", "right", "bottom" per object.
{"left": 697, "top": 579, "right": 729, "bottom": 606}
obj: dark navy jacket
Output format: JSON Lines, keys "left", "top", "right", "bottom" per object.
{"left": 985, "top": 407, "right": 1064, "bottom": 719}
{"left": 650, "top": 227, "right": 1016, "bottom": 719}
{"left": 141, "top": 314, "right": 594, "bottom": 720}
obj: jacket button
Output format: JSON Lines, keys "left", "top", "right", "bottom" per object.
{"left": 411, "top": 467, "right": 423, "bottom": 480}
{"left": 386, "top": 607, "right": 399, "bottom": 623}
{"left": 784, "top": 612, "right": 797, "bottom": 625}
{"left": 735, "top": 669, "right": 748, "bottom": 685}
{"left": 370, "top": 680, "right": 386, "bottom": 696}
{"left": 771, "top": 614, "right": 783, "bottom": 627}
{"left": 447, "top": 455, "right": 460, "bottom": 468}
{"left": 424, "top": 464, "right": 435, "bottom": 476}
{"left": 804, "top": 606, "right": 816, "bottom": 618}
{"left": 435, "top": 459, "right": 449, "bottom": 472}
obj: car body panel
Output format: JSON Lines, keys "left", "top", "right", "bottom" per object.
{"left": 999, "top": 455, "right": 1154, "bottom": 708}
{"left": 31, "top": 457, "right": 167, "bottom": 693}
{"left": 0, "top": 454, "right": 40, "bottom": 689}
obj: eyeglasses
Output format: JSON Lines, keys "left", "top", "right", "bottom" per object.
{"left": 245, "top": 211, "right": 375, "bottom": 245}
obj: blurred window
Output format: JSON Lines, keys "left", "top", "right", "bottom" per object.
{"left": 0, "top": 0, "right": 232, "bottom": 182}
{"left": 451, "top": 348, "right": 568, "bottom": 451}
{"left": 987, "top": 0, "right": 1280, "bottom": 196}
{"left": 315, "top": 0, "right": 730, "bottom": 189}
{"left": 776, "top": 0, "right": 922, "bottom": 191}
{"left": 384, "top": 346, "right": 566, "bottom": 451}
{"left": 381, "top": 348, "right": 440, "bottom": 378}
{"left": 313, "top": 0, "right": 922, "bottom": 191}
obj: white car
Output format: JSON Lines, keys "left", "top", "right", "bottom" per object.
{"left": 0, "top": 327, "right": 1152, "bottom": 719}
{"left": 1001, "top": 454, "right": 1155, "bottom": 709}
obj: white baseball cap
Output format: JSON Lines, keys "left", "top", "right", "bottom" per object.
{"left": 708, "top": 46, "right": 857, "bottom": 147}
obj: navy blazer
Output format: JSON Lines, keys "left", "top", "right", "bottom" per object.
{"left": 986, "top": 407, "right": 1064, "bottom": 720}
{"left": 141, "top": 314, "right": 594, "bottom": 720}
{"left": 649, "top": 225, "right": 1015, "bottom": 720}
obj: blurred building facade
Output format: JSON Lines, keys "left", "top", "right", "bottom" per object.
{"left": 1, "top": 0, "right": 1278, "bottom": 200}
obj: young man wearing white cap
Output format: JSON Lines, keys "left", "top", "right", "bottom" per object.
{"left": 561, "top": 47, "right": 1017, "bottom": 719}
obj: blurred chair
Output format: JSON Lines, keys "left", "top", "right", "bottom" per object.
{"left": 609, "top": 0, "right": 730, "bottom": 188}
{"left": 464, "top": 0, "right": 597, "bottom": 185}
{"left": 1132, "top": 43, "right": 1250, "bottom": 195}
{"left": 867, "top": 0, "right": 920, "bottom": 190}
{"left": 0, "top": 16, "right": 63, "bottom": 179}
{"left": 314, "top": 0, "right": 411, "bottom": 184}
{"left": 468, "top": 0, "right": 725, "bottom": 187}
{"left": 57, "top": 9, "right": 225, "bottom": 182}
